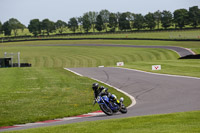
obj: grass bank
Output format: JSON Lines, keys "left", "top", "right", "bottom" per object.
{"left": 6, "top": 111, "right": 200, "bottom": 133}
{"left": 0, "top": 46, "right": 179, "bottom": 68}
{"left": 124, "top": 59, "right": 200, "bottom": 78}
{"left": 2, "top": 40, "right": 200, "bottom": 77}
{"left": 1, "top": 40, "right": 200, "bottom": 50}
{"left": 0, "top": 67, "right": 131, "bottom": 127}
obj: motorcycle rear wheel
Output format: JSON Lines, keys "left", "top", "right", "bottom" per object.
{"left": 100, "top": 104, "right": 113, "bottom": 116}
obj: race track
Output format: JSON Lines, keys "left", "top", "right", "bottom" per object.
{"left": 1, "top": 45, "right": 199, "bottom": 132}
{"left": 32, "top": 44, "right": 195, "bottom": 57}
{"left": 68, "top": 67, "right": 200, "bottom": 117}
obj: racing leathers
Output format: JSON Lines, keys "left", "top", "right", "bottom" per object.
{"left": 94, "top": 86, "right": 120, "bottom": 105}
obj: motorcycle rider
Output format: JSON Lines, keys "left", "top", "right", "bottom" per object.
{"left": 92, "top": 83, "right": 121, "bottom": 106}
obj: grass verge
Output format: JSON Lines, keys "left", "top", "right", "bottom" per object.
{"left": 0, "top": 46, "right": 179, "bottom": 68}
{"left": 1, "top": 40, "right": 200, "bottom": 50}
{"left": 0, "top": 67, "right": 131, "bottom": 127}
{"left": 123, "top": 59, "right": 200, "bottom": 78}
{"left": 5, "top": 111, "right": 200, "bottom": 133}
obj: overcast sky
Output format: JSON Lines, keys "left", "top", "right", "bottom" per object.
{"left": 1, "top": 0, "right": 199, "bottom": 26}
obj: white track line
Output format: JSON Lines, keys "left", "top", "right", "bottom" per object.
{"left": 64, "top": 68, "right": 83, "bottom": 77}
{"left": 2, "top": 111, "right": 105, "bottom": 130}
{"left": 90, "top": 77, "right": 136, "bottom": 109}
{"left": 115, "top": 67, "right": 200, "bottom": 80}
{"left": 64, "top": 68, "right": 136, "bottom": 109}
{"left": 183, "top": 47, "right": 196, "bottom": 55}
{"left": 168, "top": 46, "right": 196, "bottom": 57}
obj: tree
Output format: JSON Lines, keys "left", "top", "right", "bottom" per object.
{"left": 173, "top": 9, "right": 189, "bottom": 29}
{"left": 95, "top": 14, "right": 103, "bottom": 32}
{"left": 68, "top": 17, "right": 78, "bottom": 33}
{"left": 2, "top": 21, "right": 12, "bottom": 36}
{"left": 161, "top": 10, "right": 173, "bottom": 29}
{"left": 154, "top": 10, "right": 162, "bottom": 29}
{"left": 133, "top": 14, "right": 145, "bottom": 30}
{"left": 55, "top": 20, "right": 67, "bottom": 34}
{"left": 41, "top": 19, "right": 55, "bottom": 35}
{"left": 20, "top": 24, "right": 26, "bottom": 33}
{"left": 119, "top": 13, "right": 131, "bottom": 31}
{"left": 145, "top": 12, "right": 156, "bottom": 30}
{"left": 125, "top": 12, "right": 133, "bottom": 21}
{"left": 0, "top": 21, "right": 2, "bottom": 34}
{"left": 108, "top": 13, "right": 118, "bottom": 32}
{"left": 8, "top": 18, "right": 25, "bottom": 36}
{"left": 77, "top": 16, "right": 83, "bottom": 33}
{"left": 188, "top": 6, "right": 200, "bottom": 28}
{"left": 88, "top": 11, "right": 98, "bottom": 32}
{"left": 28, "top": 19, "right": 41, "bottom": 36}
{"left": 99, "top": 9, "right": 110, "bottom": 32}
{"left": 115, "top": 12, "right": 121, "bottom": 31}
{"left": 126, "top": 12, "right": 135, "bottom": 29}
{"left": 82, "top": 13, "right": 91, "bottom": 33}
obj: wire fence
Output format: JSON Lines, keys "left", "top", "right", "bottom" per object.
{"left": 169, "top": 32, "right": 200, "bottom": 39}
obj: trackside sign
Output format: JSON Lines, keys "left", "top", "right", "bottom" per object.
{"left": 117, "top": 62, "right": 124, "bottom": 66}
{"left": 152, "top": 65, "right": 161, "bottom": 70}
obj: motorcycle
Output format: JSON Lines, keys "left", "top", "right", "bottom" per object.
{"left": 94, "top": 94, "right": 127, "bottom": 116}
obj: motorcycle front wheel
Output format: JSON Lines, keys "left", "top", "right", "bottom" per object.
{"left": 119, "top": 104, "right": 127, "bottom": 114}
{"left": 100, "top": 104, "right": 113, "bottom": 116}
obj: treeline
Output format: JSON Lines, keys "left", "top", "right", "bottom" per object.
{"left": 0, "top": 6, "right": 200, "bottom": 37}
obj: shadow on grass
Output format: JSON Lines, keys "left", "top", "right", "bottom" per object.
{"left": 179, "top": 54, "right": 200, "bottom": 59}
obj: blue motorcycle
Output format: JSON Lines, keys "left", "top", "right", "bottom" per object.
{"left": 94, "top": 94, "right": 127, "bottom": 116}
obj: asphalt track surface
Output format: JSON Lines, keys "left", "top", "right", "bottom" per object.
{"left": 0, "top": 44, "right": 198, "bottom": 132}
{"left": 32, "top": 44, "right": 195, "bottom": 57}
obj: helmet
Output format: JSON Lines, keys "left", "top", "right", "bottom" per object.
{"left": 92, "top": 83, "right": 99, "bottom": 91}
{"left": 99, "top": 86, "right": 105, "bottom": 91}
{"left": 111, "top": 94, "right": 117, "bottom": 100}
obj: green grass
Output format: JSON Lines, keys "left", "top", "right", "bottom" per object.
{"left": 1, "top": 29, "right": 200, "bottom": 40}
{"left": 5, "top": 111, "right": 200, "bottom": 133}
{"left": 0, "top": 45, "right": 179, "bottom": 127}
{"left": 124, "top": 59, "right": 200, "bottom": 78}
{"left": 1, "top": 46, "right": 179, "bottom": 68}
{"left": 193, "top": 48, "right": 200, "bottom": 54}
{"left": 0, "top": 40, "right": 200, "bottom": 128}
{"left": 54, "top": 29, "right": 200, "bottom": 39}
{"left": 0, "top": 67, "right": 131, "bottom": 127}
{"left": 1, "top": 39, "right": 200, "bottom": 49}
{"left": 0, "top": 29, "right": 200, "bottom": 39}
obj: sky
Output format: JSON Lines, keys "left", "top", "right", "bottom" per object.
{"left": 1, "top": 0, "right": 200, "bottom": 26}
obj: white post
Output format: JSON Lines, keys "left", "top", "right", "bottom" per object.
{"left": 18, "top": 52, "right": 20, "bottom": 67}
{"left": 11, "top": 52, "right": 13, "bottom": 67}
{"left": 4, "top": 52, "right": 7, "bottom": 58}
